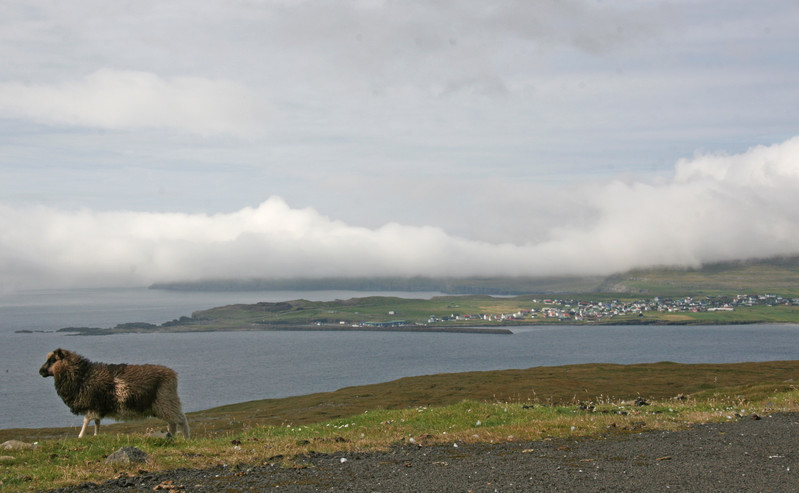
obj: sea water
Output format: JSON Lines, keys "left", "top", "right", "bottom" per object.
{"left": 2, "top": 288, "right": 799, "bottom": 430}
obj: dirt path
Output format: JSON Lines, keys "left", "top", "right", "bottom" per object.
{"left": 49, "top": 413, "right": 799, "bottom": 492}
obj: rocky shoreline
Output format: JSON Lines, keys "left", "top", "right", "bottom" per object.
{"left": 48, "top": 413, "right": 799, "bottom": 492}
{"left": 25, "top": 325, "right": 514, "bottom": 336}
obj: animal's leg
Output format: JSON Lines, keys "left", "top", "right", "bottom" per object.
{"left": 78, "top": 415, "right": 91, "bottom": 438}
{"left": 180, "top": 414, "right": 190, "bottom": 439}
{"left": 153, "top": 379, "right": 190, "bottom": 438}
{"left": 94, "top": 418, "right": 101, "bottom": 435}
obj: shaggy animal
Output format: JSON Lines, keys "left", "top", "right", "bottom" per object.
{"left": 39, "top": 349, "right": 190, "bottom": 438}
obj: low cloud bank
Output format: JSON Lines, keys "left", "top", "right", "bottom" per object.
{"left": 2, "top": 137, "right": 799, "bottom": 291}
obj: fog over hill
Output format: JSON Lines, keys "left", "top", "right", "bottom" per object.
{"left": 3, "top": 137, "right": 799, "bottom": 293}
{"left": 151, "top": 256, "right": 799, "bottom": 296}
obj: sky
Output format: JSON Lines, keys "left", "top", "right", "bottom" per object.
{"left": 1, "top": 0, "right": 799, "bottom": 292}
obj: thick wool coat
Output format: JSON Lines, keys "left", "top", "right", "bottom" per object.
{"left": 40, "top": 348, "right": 189, "bottom": 438}
{"left": 51, "top": 351, "right": 176, "bottom": 419}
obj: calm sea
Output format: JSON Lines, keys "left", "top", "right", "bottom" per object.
{"left": 2, "top": 287, "right": 799, "bottom": 431}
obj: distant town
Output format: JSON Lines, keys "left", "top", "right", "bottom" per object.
{"left": 423, "top": 293, "right": 799, "bottom": 325}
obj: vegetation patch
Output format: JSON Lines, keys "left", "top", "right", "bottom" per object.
{"left": 3, "top": 361, "right": 799, "bottom": 492}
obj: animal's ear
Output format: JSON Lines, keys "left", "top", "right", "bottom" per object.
{"left": 54, "top": 348, "right": 66, "bottom": 360}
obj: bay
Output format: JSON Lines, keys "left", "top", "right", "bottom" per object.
{"left": 2, "top": 288, "right": 799, "bottom": 431}
{"left": 0, "top": 287, "right": 444, "bottom": 334}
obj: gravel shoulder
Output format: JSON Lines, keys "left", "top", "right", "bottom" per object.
{"left": 50, "top": 413, "right": 799, "bottom": 492}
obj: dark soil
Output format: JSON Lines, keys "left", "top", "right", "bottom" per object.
{"left": 49, "top": 413, "right": 799, "bottom": 492}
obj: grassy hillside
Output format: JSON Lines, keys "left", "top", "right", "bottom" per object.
{"left": 5, "top": 360, "right": 799, "bottom": 443}
{"left": 4, "top": 361, "right": 799, "bottom": 492}
{"left": 602, "top": 256, "right": 799, "bottom": 296}
{"left": 193, "top": 295, "right": 532, "bottom": 328}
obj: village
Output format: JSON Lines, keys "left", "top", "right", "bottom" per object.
{"left": 425, "top": 293, "right": 799, "bottom": 325}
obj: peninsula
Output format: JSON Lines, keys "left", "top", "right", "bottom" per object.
{"left": 45, "top": 290, "right": 799, "bottom": 336}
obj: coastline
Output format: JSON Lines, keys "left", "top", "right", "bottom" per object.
{"left": 16, "top": 319, "right": 791, "bottom": 336}
{"left": 21, "top": 324, "right": 514, "bottom": 336}
{"left": 11, "top": 291, "right": 799, "bottom": 336}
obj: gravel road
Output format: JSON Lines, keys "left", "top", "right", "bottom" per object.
{"left": 49, "top": 413, "right": 799, "bottom": 492}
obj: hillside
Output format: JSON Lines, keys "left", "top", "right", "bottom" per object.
{"left": 600, "top": 256, "right": 799, "bottom": 296}
{"left": 5, "top": 360, "right": 799, "bottom": 443}
{"left": 150, "top": 255, "right": 799, "bottom": 297}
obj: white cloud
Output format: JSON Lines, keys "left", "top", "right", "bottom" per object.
{"left": 0, "top": 69, "right": 267, "bottom": 135}
{"left": 1, "top": 2, "right": 799, "bottom": 292}
{"left": 2, "top": 136, "right": 799, "bottom": 292}
{"left": 675, "top": 137, "right": 799, "bottom": 186}
{"left": 543, "top": 136, "right": 799, "bottom": 270}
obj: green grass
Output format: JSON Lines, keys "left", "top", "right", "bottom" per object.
{"left": 4, "top": 361, "right": 799, "bottom": 492}
{"left": 193, "top": 295, "right": 535, "bottom": 328}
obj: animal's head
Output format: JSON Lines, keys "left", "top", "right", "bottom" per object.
{"left": 39, "top": 348, "right": 70, "bottom": 378}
